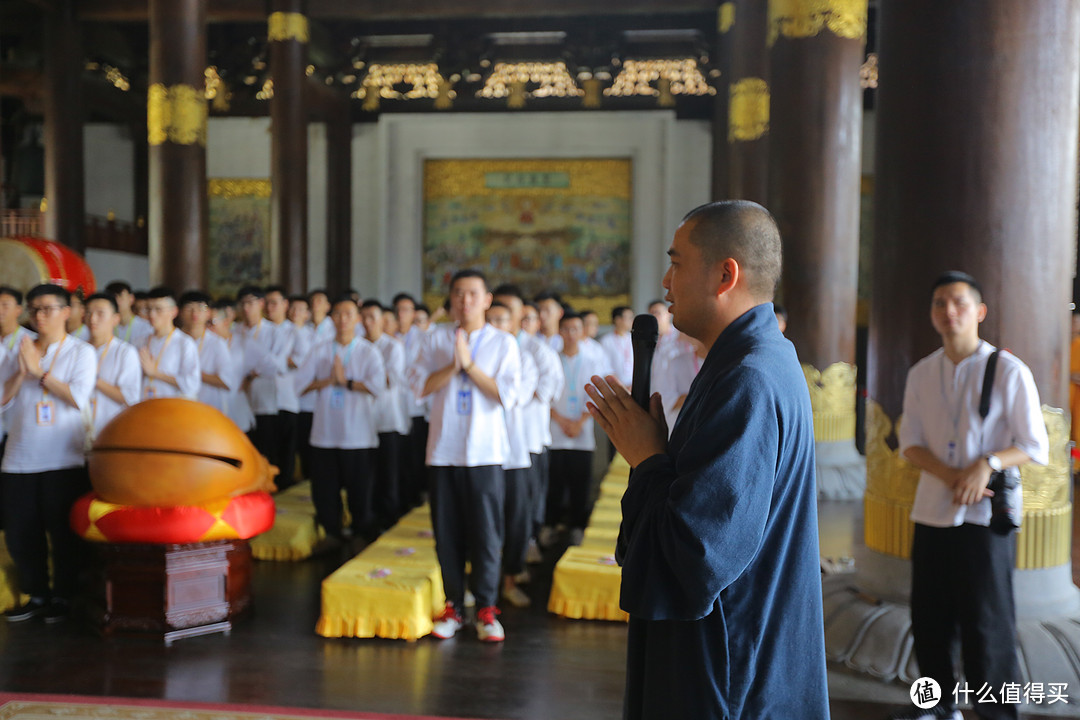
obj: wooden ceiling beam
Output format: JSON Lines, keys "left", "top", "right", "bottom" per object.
{"left": 78, "top": 0, "right": 713, "bottom": 22}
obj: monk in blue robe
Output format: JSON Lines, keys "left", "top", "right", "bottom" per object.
{"left": 586, "top": 200, "right": 829, "bottom": 720}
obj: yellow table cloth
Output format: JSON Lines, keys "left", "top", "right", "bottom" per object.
{"left": 250, "top": 482, "right": 325, "bottom": 561}
{"left": 316, "top": 559, "right": 439, "bottom": 641}
{"left": 548, "top": 546, "right": 628, "bottom": 622}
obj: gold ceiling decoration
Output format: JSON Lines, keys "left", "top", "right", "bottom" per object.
{"left": 204, "top": 66, "right": 231, "bottom": 111}
{"left": 267, "top": 12, "right": 309, "bottom": 44}
{"left": 477, "top": 62, "right": 584, "bottom": 99}
{"left": 604, "top": 59, "right": 715, "bottom": 98}
{"left": 352, "top": 63, "right": 447, "bottom": 101}
{"left": 256, "top": 78, "right": 274, "bottom": 101}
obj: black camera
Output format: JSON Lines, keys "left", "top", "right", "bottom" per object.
{"left": 987, "top": 470, "right": 1021, "bottom": 535}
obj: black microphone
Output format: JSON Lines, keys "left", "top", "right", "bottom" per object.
{"left": 630, "top": 313, "right": 659, "bottom": 410}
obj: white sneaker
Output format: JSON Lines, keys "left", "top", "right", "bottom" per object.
{"left": 464, "top": 589, "right": 476, "bottom": 608}
{"left": 430, "top": 603, "right": 463, "bottom": 639}
{"left": 502, "top": 582, "right": 531, "bottom": 608}
{"left": 525, "top": 539, "right": 543, "bottom": 564}
{"left": 476, "top": 606, "right": 505, "bottom": 642}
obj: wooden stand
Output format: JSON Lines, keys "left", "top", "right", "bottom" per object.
{"left": 94, "top": 539, "right": 252, "bottom": 645}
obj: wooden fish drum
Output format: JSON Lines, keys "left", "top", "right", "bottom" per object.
{"left": 0, "top": 235, "right": 96, "bottom": 295}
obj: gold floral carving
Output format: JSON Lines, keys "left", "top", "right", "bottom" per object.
{"left": 208, "top": 179, "right": 271, "bottom": 199}
{"left": 147, "top": 83, "right": 207, "bottom": 146}
{"left": 767, "top": 0, "right": 868, "bottom": 46}
{"left": 423, "top": 159, "right": 632, "bottom": 201}
{"left": 864, "top": 401, "right": 1072, "bottom": 569}
{"left": 268, "top": 12, "right": 309, "bottom": 43}
{"left": 728, "top": 78, "right": 770, "bottom": 142}
{"left": 802, "top": 362, "right": 856, "bottom": 443}
{"left": 719, "top": 3, "right": 736, "bottom": 34}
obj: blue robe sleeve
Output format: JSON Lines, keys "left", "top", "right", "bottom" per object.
{"left": 617, "top": 367, "right": 779, "bottom": 621}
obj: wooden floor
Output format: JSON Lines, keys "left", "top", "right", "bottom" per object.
{"left": 0, "top": 501, "right": 1073, "bottom": 719}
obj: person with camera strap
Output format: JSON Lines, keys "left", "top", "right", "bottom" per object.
{"left": 894, "top": 271, "right": 1049, "bottom": 720}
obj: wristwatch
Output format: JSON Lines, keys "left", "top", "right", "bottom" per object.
{"left": 984, "top": 454, "right": 1003, "bottom": 472}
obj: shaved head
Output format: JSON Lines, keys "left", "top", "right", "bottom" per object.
{"left": 680, "top": 200, "right": 782, "bottom": 301}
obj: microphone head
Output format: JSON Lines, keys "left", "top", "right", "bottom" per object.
{"left": 631, "top": 313, "right": 659, "bottom": 349}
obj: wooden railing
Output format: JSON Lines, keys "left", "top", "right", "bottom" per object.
{"left": 1, "top": 209, "right": 147, "bottom": 256}
{"left": 1, "top": 209, "right": 44, "bottom": 238}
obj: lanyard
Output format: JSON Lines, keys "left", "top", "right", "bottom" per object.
{"left": 121, "top": 319, "right": 134, "bottom": 343}
{"left": 148, "top": 329, "right": 176, "bottom": 374}
{"left": 561, "top": 352, "right": 584, "bottom": 407}
{"left": 5, "top": 331, "right": 18, "bottom": 352}
{"left": 335, "top": 337, "right": 359, "bottom": 367}
{"left": 461, "top": 325, "right": 488, "bottom": 379}
{"left": 40, "top": 335, "right": 68, "bottom": 400}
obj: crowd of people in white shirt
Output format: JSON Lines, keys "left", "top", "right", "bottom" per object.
{"left": 0, "top": 273, "right": 725, "bottom": 636}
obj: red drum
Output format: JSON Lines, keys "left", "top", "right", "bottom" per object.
{"left": 0, "top": 235, "right": 96, "bottom": 295}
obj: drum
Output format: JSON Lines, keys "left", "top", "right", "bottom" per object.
{"left": 0, "top": 235, "right": 96, "bottom": 295}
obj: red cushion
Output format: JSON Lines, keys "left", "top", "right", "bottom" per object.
{"left": 70, "top": 491, "right": 275, "bottom": 544}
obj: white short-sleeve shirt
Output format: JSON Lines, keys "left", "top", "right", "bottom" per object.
{"left": 91, "top": 337, "right": 141, "bottom": 435}
{"left": 292, "top": 337, "right": 386, "bottom": 450}
{"left": 195, "top": 331, "right": 238, "bottom": 416}
{"left": 409, "top": 323, "right": 520, "bottom": 467}
{"left": 899, "top": 341, "right": 1049, "bottom": 528}
{"left": 550, "top": 346, "right": 608, "bottom": 452}
{"left": 1, "top": 334, "right": 97, "bottom": 473}
{"left": 141, "top": 329, "right": 200, "bottom": 400}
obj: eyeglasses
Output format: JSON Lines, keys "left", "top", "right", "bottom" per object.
{"left": 28, "top": 305, "right": 66, "bottom": 317}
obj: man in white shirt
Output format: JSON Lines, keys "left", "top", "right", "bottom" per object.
{"left": 599, "top": 306, "right": 634, "bottom": 389}
{"left": 309, "top": 289, "right": 335, "bottom": 344}
{"left": 178, "top": 291, "right": 237, "bottom": 417}
{"left": 0, "top": 284, "right": 97, "bottom": 623}
{"left": 360, "top": 300, "right": 410, "bottom": 529}
{"left": 410, "top": 269, "right": 521, "bottom": 642}
{"left": 535, "top": 292, "right": 565, "bottom": 352}
{"left": 0, "top": 286, "right": 36, "bottom": 465}
{"left": 395, "top": 293, "right": 429, "bottom": 511}
{"left": 66, "top": 291, "right": 90, "bottom": 342}
{"left": 105, "top": 281, "right": 153, "bottom": 348}
{"left": 289, "top": 295, "right": 316, "bottom": 481}
{"left": 486, "top": 301, "right": 537, "bottom": 608}
{"left": 210, "top": 299, "right": 254, "bottom": 433}
{"left": 545, "top": 312, "right": 609, "bottom": 547}
{"left": 265, "top": 286, "right": 300, "bottom": 489}
{"left": 85, "top": 293, "right": 141, "bottom": 436}
{"left": 294, "top": 295, "right": 385, "bottom": 542}
{"left": 493, "top": 286, "right": 565, "bottom": 566}
{"left": 235, "top": 286, "right": 293, "bottom": 487}
{"left": 654, "top": 335, "right": 707, "bottom": 434}
{"left": 139, "top": 287, "right": 200, "bottom": 401}
{"left": 895, "top": 271, "right": 1048, "bottom": 720}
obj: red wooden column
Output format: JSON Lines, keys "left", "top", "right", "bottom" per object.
{"left": 269, "top": 2, "right": 309, "bottom": 294}
{"left": 147, "top": 0, "right": 208, "bottom": 290}
{"left": 725, "top": 0, "right": 770, "bottom": 205}
{"left": 767, "top": 0, "right": 868, "bottom": 499}
{"left": 42, "top": 0, "right": 85, "bottom": 252}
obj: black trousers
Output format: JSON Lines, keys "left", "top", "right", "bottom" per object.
{"left": 531, "top": 449, "right": 549, "bottom": 537}
{"left": 911, "top": 523, "right": 1019, "bottom": 720}
{"left": 375, "top": 432, "right": 404, "bottom": 528}
{"left": 310, "top": 447, "right": 374, "bottom": 540}
{"left": 250, "top": 412, "right": 298, "bottom": 490}
{"left": 2, "top": 467, "right": 90, "bottom": 599}
{"left": 546, "top": 449, "right": 594, "bottom": 530}
{"left": 502, "top": 467, "right": 531, "bottom": 576}
{"left": 296, "top": 411, "right": 314, "bottom": 481}
{"left": 405, "top": 417, "right": 429, "bottom": 507}
{"left": 429, "top": 465, "right": 504, "bottom": 610}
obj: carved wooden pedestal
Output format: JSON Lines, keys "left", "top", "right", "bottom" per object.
{"left": 94, "top": 539, "right": 252, "bottom": 645}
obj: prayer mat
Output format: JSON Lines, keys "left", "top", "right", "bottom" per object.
{"left": 0, "top": 693, "right": 485, "bottom": 720}
{"left": 547, "top": 459, "right": 629, "bottom": 623}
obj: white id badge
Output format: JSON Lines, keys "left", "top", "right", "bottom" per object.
{"left": 457, "top": 388, "right": 473, "bottom": 415}
{"left": 567, "top": 397, "right": 579, "bottom": 417}
{"left": 36, "top": 401, "right": 54, "bottom": 426}
{"left": 330, "top": 387, "right": 346, "bottom": 409}
{"left": 145, "top": 385, "right": 156, "bottom": 399}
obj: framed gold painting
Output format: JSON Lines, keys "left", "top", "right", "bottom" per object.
{"left": 207, "top": 178, "right": 272, "bottom": 299}
{"left": 422, "top": 158, "right": 632, "bottom": 319}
